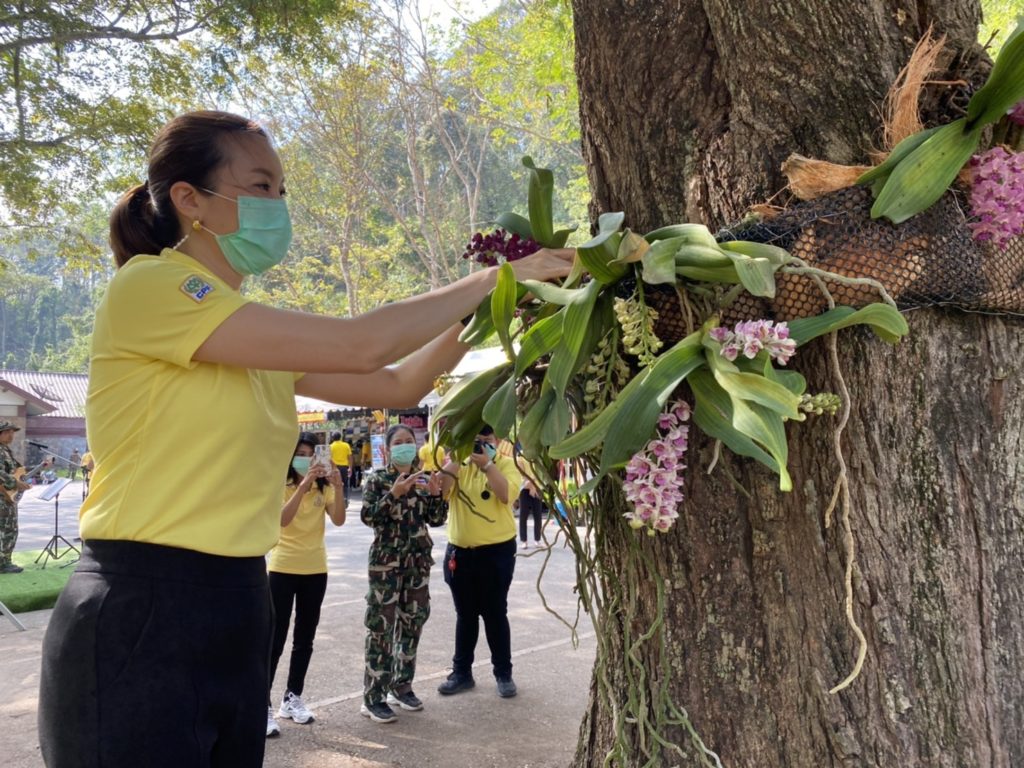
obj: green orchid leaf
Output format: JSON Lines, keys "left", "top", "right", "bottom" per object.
{"left": 432, "top": 363, "right": 512, "bottom": 425}
{"left": 674, "top": 243, "right": 734, "bottom": 269}
{"left": 870, "top": 118, "right": 982, "bottom": 223}
{"left": 495, "top": 211, "right": 534, "bottom": 240}
{"left": 856, "top": 126, "right": 941, "bottom": 186}
{"left": 690, "top": 369, "right": 779, "bottom": 471}
{"left": 690, "top": 364, "right": 793, "bottom": 491}
{"left": 546, "top": 279, "right": 601, "bottom": 397}
{"left": 644, "top": 223, "right": 719, "bottom": 247}
{"left": 435, "top": 364, "right": 513, "bottom": 461}
{"left": 595, "top": 333, "right": 706, "bottom": 474}
{"left": 641, "top": 236, "right": 685, "bottom": 285}
{"left": 515, "top": 311, "right": 565, "bottom": 376}
{"left": 518, "top": 279, "right": 587, "bottom": 305}
{"left": 718, "top": 240, "right": 793, "bottom": 267}
{"left": 787, "top": 303, "right": 909, "bottom": 345}
{"left": 721, "top": 252, "right": 778, "bottom": 298}
{"left": 676, "top": 264, "right": 741, "bottom": 284}
{"left": 491, "top": 263, "right": 518, "bottom": 360}
{"left": 518, "top": 387, "right": 555, "bottom": 460}
{"left": 598, "top": 211, "right": 626, "bottom": 233}
{"left": 578, "top": 229, "right": 628, "bottom": 284}
{"left": 459, "top": 284, "right": 530, "bottom": 346}
{"left": 482, "top": 376, "right": 518, "bottom": 440}
{"left": 966, "top": 20, "right": 1024, "bottom": 129}
{"left": 541, "top": 393, "right": 572, "bottom": 446}
{"left": 458, "top": 298, "right": 495, "bottom": 346}
{"left": 551, "top": 225, "right": 579, "bottom": 248}
{"left": 548, "top": 330, "right": 703, "bottom": 460}
{"left": 522, "top": 156, "right": 555, "bottom": 247}
{"left": 761, "top": 364, "right": 807, "bottom": 395}
{"left": 710, "top": 363, "right": 802, "bottom": 420}
{"left": 730, "top": 397, "right": 792, "bottom": 491}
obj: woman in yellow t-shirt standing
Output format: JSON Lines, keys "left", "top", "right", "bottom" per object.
{"left": 266, "top": 434, "right": 345, "bottom": 737}
{"left": 36, "top": 111, "right": 573, "bottom": 768}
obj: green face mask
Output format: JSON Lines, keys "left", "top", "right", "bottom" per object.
{"left": 202, "top": 188, "right": 293, "bottom": 275}
{"left": 291, "top": 456, "right": 311, "bottom": 475}
{"left": 389, "top": 444, "right": 417, "bottom": 466}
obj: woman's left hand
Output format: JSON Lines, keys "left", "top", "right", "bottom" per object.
{"left": 426, "top": 471, "right": 443, "bottom": 497}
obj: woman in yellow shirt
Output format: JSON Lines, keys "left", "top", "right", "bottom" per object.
{"left": 36, "top": 110, "right": 573, "bottom": 768}
{"left": 266, "top": 434, "right": 345, "bottom": 738}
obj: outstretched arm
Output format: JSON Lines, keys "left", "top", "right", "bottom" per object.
{"left": 296, "top": 325, "right": 468, "bottom": 408}
{"left": 193, "top": 249, "right": 574, "bottom": 374}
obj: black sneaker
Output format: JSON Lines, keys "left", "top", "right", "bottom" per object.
{"left": 0, "top": 563, "right": 23, "bottom": 574}
{"left": 360, "top": 701, "right": 398, "bottom": 724}
{"left": 496, "top": 676, "right": 517, "bottom": 698}
{"left": 437, "top": 672, "right": 475, "bottom": 695}
{"left": 387, "top": 690, "right": 424, "bottom": 711}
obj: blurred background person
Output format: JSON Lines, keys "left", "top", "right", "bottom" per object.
{"left": 329, "top": 431, "right": 354, "bottom": 489}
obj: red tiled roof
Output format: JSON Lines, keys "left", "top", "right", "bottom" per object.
{"left": 0, "top": 370, "right": 88, "bottom": 419}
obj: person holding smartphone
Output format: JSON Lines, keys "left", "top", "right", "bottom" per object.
{"left": 266, "top": 434, "right": 345, "bottom": 737}
{"left": 359, "top": 425, "right": 446, "bottom": 723}
{"left": 436, "top": 425, "right": 522, "bottom": 699}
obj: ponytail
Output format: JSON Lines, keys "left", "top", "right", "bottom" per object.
{"left": 108, "top": 111, "right": 268, "bottom": 268}
{"left": 109, "top": 183, "right": 180, "bottom": 267}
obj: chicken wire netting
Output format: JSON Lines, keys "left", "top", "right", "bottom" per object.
{"left": 706, "top": 184, "right": 1024, "bottom": 324}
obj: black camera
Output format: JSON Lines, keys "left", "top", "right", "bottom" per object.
{"left": 473, "top": 440, "right": 485, "bottom": 454}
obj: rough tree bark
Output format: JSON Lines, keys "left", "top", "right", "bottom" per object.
{"left": 570, "top": 1, "right": 1024, "bottom": 766}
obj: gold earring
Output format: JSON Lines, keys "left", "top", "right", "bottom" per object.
{"left": 192, "top": 220, "right": 201, "bottom": 231}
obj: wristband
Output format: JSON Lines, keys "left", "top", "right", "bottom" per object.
{"left": 482, "top": 460, "right": 495, "bottom": 472}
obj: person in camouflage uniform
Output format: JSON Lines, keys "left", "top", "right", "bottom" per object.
{"left": 359, "top": 424, "right": 447, "bottom": 723}
{"left": 0, "top": 421, "right": 30, "bottom": 574}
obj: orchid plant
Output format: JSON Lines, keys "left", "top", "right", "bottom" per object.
{"left": 432, "top": 157, "right": 909, "bottom": 533}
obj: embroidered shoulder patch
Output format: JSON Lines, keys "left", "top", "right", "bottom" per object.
{"left": 180, "top": 275, "right": 214, "bottom": 303}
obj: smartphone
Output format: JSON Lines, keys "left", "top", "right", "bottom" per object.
{"left": 313, "top": 444, "right": 332, "bottom": 470}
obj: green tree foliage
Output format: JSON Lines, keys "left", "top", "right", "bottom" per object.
{"left": 0, "top": 0, "right": 362, "bottom": 219}
{"left": 980, "top": 0, "right": 1024, "bottom": 50}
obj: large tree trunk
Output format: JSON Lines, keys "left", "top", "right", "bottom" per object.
{"left": 570, "top": 1, "right": 1024, "bottom": 766}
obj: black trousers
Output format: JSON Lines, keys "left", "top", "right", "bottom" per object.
{"left": 38, "top": 540, "right": 272, "bottom": 768}
{"left": 268, "top": 570, "right": 328, "bottom": 701}
{"left": 442, "top": 538, "right": 516, "bottom": 679}
{"left": 518, "top": 489, "right": 545, "bottom": 542}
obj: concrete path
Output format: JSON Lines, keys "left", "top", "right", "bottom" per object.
{"left": 1, "top": 485, "right": 595, "bottom": 767}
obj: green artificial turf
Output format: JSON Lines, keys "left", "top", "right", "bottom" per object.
{"left": 0, "top": 549, "right": 76, "bottom": 613}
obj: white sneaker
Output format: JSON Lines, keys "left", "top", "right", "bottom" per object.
{"left": 278, "top": 691, "right": 315, "bottom": 724}
{"left": 521, "top": 540, "right": 530, "bottom": 550}
{"left": 266, "top": 707, "right": 280, "bottom": 738}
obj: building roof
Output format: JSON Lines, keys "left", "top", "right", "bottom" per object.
{"left": 0, "top": 370, "right": 88, "bottom": 419}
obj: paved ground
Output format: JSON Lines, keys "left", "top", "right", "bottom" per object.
{"left": 1, "top": 482, "right": 595, "bottom": 767}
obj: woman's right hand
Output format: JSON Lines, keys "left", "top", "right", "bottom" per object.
{"left": 509, "top": 248, "right": 576, "bottom": 283}
{"left": 299, "top": 464, "right": 328, "bottom": 490}
{"left": 390, "top": 471, "right": 424, "bottom": 499}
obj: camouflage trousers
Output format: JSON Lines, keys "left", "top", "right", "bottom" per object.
{"left": 0, "top": 497, "right": 17, "bottom": 566}
{"left": 363, "top": 564, "right": 431, "bottom": 705}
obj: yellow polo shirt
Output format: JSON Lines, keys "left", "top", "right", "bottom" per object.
{"left": 446, "top": 455, "right": 520, "bottom": 547}
{"left": 268, "top": 483, "right": 336, "bottom": 574}
{"left": 419, "top": 441, "right": 442, "bottom": 472}
{"left": 81, "top": 248, "right": 301, "bottom": 557}
{"left": 330, "top": 439, "right": 352, "bottom": 466}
